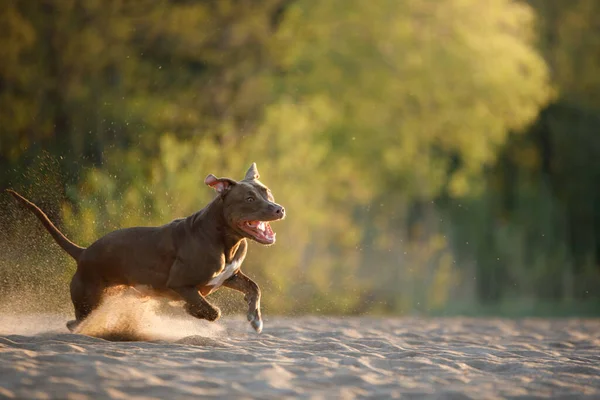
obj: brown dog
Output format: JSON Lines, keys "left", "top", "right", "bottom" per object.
{"left": 7, "top": 163, "right": 285, "bottom": 333}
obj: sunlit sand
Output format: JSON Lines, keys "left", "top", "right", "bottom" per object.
{"left": 0, "top": 296, "right": 598, "bottom": 399}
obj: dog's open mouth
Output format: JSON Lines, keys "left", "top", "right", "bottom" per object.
{"left": 239, "top": 220, "right": 276, "bottom": 244}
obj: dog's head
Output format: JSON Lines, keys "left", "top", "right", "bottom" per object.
{"left": 205, "top": 163, "right": 285, "bottom": 245}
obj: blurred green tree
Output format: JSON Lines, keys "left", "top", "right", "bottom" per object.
{"left": 267, "top": 0, "right": 551, "bottom": 312}
{"left": 2, "top": 0, "right": 598, "bottom": 316}
{"left": 444, "top": 0, "right": 600, "bottom": 309}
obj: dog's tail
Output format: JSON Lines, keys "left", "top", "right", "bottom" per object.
{"left": 6, "top": 189, "right": 85, "bottom": 261}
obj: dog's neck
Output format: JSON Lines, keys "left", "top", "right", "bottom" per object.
{"left": 191, "top": 195, "right": 245, "bottom": 262}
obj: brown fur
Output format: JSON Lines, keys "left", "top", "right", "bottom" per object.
{"left": 7, "top": 163, "right": 284, "bottom": 333}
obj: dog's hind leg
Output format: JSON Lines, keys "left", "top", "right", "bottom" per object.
{"left": 67, "top": 270, "right": 104, "bottom": 332}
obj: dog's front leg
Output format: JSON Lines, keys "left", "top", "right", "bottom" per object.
{"left": 167, "top": 261, "right": 221, "bottom": 321}
{"left": 170, "top": 286, "right": 221, "bottom": 321}
{"left": 223, "top": 272, "right": 262, "bottom": 333}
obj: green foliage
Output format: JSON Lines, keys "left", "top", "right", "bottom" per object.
{"left": 1, "top": 0, "right": 598, "bottom": 316}
{"left": 275, "top": 0, "right": 550, "bottom": 198}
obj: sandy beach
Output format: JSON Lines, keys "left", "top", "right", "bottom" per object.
{"left": 0, "top": 295, "right": 598, "bottom": 399}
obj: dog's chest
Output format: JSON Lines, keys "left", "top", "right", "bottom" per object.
{"left": 207, "top": 259, "right": 242, "bottom": 288}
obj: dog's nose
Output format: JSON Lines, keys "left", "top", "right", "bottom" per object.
{"left": 273, "top": 205, "right": 285, "bottom": 217}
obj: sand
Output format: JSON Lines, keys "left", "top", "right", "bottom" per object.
{"left": 0, "top": 295, "right": 598, "bottom": 399}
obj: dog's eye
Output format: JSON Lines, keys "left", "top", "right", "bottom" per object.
{"left": 246, "top": 197, "right": 254, "bottom": 203}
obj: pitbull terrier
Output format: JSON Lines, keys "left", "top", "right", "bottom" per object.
{"left": 7, "top": 163, "right": 285, "bottom": 333}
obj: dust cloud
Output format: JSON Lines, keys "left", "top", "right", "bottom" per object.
{"left": 0, "top": 288, "right": 226, "bottom": 342}
{"left": 74, "top": 288, "right": 226, "bottom": 341}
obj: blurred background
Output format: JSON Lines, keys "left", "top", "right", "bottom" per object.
{"left": 1, "top": 0, "right": 599, "bottom": 317}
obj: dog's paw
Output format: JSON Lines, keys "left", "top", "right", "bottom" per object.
{"left": 66, "top": 319, "right": 80, "bottom": 332}
{"left": 250, "top": 317, "right": 263, "bottom": 334}
{"left": 247, "top": 310, "right": 263, "bottom": 333}
{"left": 207, "top": 307, "right": 221, "bottom": 322}
{"left": 185, "top": 304, "right": 221, "bottom": 321}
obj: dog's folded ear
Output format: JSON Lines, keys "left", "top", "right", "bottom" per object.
{"left": 244, "top": 162, "right": 260, "bottom": 181}
{"left": 205, "top": 174, "right": 237, "bottom": 194}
